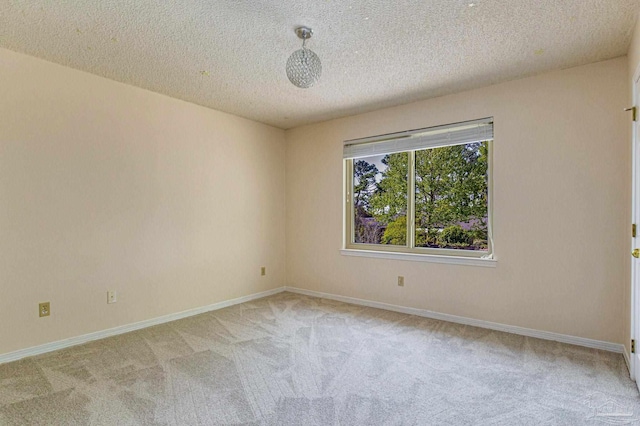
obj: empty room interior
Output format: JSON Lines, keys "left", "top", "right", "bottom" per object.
{"left": 3, "top": 0, "right": 640, "bottom": 424}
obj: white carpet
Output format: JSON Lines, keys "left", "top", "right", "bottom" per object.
{"left": 0, "top": 291, "right": 638, "bottom": 425}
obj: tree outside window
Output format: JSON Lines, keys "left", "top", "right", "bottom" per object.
{"left": 351, "top": 142, "right": 489, "bottom": 252}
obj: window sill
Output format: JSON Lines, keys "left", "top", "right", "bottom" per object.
{"left": 339, "top": 249, "right": 497, "bottom": 267}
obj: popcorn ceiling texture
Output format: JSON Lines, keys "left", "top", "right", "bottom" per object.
{"left": 0, "top": 0, "right": 638, "bottom": 129}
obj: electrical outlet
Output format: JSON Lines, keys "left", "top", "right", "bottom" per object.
{"left": 261, "top": 267, "right": 266, "bottom": 276}
{"left": 107, "top": 291, "right": 117, "bottom": 304}
{"left": 39, "top": 302, "right": 50, "bottom": 317}
{"left": 397, "top": 276, "right": 404, "bottom": 287}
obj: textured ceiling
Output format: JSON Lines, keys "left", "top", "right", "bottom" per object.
{"left": 1, "top": 1, "right": 639, "bottom": 129}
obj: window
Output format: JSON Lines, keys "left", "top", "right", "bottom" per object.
{"left": 344, "top": 118, "right": 493, "bottom": 259}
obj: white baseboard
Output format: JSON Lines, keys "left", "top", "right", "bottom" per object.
{"left": 624, "top": 348, "right": 631, "bottom": 375}
{"left": 284, "top": 286, "right": 625, "bottom": 354}
{"left": 0, "top": 287, "right": 286, "bottom": 365}
{"left": 1, "top": 284, "right": 625, "bottom": 365}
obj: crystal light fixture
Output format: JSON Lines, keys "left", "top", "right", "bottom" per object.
{"left": 286, "top": 26, "right": 321, "bottom": 88}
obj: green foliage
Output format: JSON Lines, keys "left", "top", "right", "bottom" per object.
{"left": 437, "top": 225, "right": 473, "bottom": 246}
{"left": 414, "top": 142, "right": 488, "bottom": 245}
{"left": 415, "top": 228, "right": 439, "bottom": 247}
{"left": 369, "top": 153, "right": 408, "bottom": 224}
{"left": 381, "top": 216, "right": 407, "bottom": 245}
{"left": 352, "top": 141, "right": 488, "bottom": 250}
{"left": 353, "top": 160, "right": 380, "bottom": 243}
{"left": 472, "top": 239, "right": 489, "bottom": 250}
{"left": 353, "top": 160, "right": 379, "bottom": 213}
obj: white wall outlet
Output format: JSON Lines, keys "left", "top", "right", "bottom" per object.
{"left": 107, "top": 290, "right": 117, "bottom": 304}
{"left": 261, "top": 266, "right": 266, "bottom": 276}
{"left": 397, "top": 276, "right": 404, "bottom": 287}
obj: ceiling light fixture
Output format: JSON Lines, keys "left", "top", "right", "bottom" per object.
{"left": 286, "top": 26, "right": 322, "bottom": 89}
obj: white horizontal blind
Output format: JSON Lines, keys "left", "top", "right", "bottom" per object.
{"left": 343, "top": 118, "right": 493, "bottom": 159}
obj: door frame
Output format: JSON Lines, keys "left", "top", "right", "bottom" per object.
{"left": 630, "top": 64, "right": 640, "bottom": 382}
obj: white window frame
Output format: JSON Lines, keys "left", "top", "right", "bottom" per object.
{"left": 342, "top": 118, "right": 495, "bottom": 266}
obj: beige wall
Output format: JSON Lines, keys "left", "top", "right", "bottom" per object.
{"left": 0, "top": 48, "right": 286, "bottom": 356}
{"left": 629, "top": 15, "right": 640, "bottom": 81}
{"left": 286, "top": 57, "right": 630, "bottom": 345}
{"left": 0, "top": 44, "right": 632, "bottom": 357}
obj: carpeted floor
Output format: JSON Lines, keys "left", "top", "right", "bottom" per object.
{"left": 0, "top": 291, "right": 638, "bottom": 425}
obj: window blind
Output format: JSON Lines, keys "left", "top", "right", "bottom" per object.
{"left": 343, "top": 117, "right": 493, "bottom": 159}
